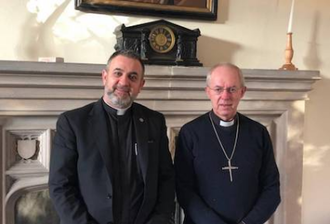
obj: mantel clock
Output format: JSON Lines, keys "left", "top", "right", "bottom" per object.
{"left": 114, "top": 20, "right": 202, "bottom": 66}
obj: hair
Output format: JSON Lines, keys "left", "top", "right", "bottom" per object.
{"left": 106, "top": 50, "right": 145, "bottom": 78}
{"left": 206, "top": 63, "right": 245, "bottom": 87}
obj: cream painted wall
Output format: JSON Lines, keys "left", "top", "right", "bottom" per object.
{"left": 1, "top": 0, "right": 329, "bottom": 223}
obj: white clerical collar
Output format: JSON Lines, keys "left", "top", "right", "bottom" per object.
{"left": 116, "top": 104, "right": 133, "bottom": 115}
{"left": 103, "top": 100, "right": 132, "bottom": 116}
{"left": 117, "top": 108, "right": 128, "bottom": 115}
{"left": 219, "top": 119, "right": 235, "bottom": 127}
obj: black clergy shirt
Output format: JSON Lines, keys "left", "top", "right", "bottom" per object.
{"left": 175, "top": 111, "right": 281, "bottom": 224}
{"left": 102, "top": 100, "right": 144, "bottom": 224}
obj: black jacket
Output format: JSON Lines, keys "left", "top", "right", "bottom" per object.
{"left": 49, "top": 99, "right": 175, "bottom": 224}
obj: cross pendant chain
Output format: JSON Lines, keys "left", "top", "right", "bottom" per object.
{"left": 209, "top": 112, "right": 240, "bottom": 183}
{"left": 222, "top": 160, "right": 238, "bottom": 182}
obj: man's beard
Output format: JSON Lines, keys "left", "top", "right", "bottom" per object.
{"left": 105, "top": 85, "right": 135, "bottom": 109}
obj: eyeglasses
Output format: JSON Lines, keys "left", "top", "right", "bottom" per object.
{"left": 208, "top": 86, "right": 241, "bottom": 95}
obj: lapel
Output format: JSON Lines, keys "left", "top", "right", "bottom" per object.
{"left": 88, "top": 99, "right": 113, "bottom": 183}
{"left": 132, "top": 103, "right": 149, "bottom": 183}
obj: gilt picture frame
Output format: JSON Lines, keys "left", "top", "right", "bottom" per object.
{"left": 75, "top": 0, "right": 218, "bottom": 21}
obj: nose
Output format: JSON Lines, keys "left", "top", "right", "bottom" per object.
{"left": 118, "top": 74, "right": 129, "bottom": 86}
{"left": 220, "top": 89, "right": 231, "bottom": 98}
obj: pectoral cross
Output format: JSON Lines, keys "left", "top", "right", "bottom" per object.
{"left": 222, "top": 160, "right": 238, "bottom": 182}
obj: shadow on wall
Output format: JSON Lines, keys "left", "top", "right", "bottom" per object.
{"left": 197, "top": 35, "right": 241, "bottom": 67}
{"left": 192, "top": 0, "right": 234, "bottom": 66}
{"left": 304, "top": 79, "right": 330, "bottom": 170}
{"left": 17, "top": 0, "right": 71, "bottom": 60}
{"left": 15, "top": 189, "right": 59, "bottom": 224}
{"left": 216, "top": 0, "right": 229, "bottom": 24}
{"left": 303, "top": 10, "right": 322, "bottom": 70}
{"left": 303, "top": 144, "right": 330, "bottom": 170}
{"left": 17, "top": 0, "right": 235, "bottom": 64}
{"left": 17, "top": 0, "right": 139, "bottom": 62}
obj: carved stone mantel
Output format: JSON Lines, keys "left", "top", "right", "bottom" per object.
{"left": 0, "top": 60, "right": 320, "bottom": 224}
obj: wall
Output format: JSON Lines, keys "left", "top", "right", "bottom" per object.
{"left": 0, "top": 0, "right": 329, "bottom": 223}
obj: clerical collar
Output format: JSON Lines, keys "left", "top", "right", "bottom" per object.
{"left": 102, "top": 99, "right": 132, "bottom": 116}
{"left": 116, "top": 108, "right": 129, "bottom": 115}
{"left": 220, "top": 119, "right": 235, "bottom": 127}
{"left": 210, "top": 110, "right": 236, "bottom": 127}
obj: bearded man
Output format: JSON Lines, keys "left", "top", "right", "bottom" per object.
{"left": 49, "top": 50, "right": 175, "bottom": 224}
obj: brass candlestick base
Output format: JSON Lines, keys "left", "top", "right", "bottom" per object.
{"left": 280, "top": 32, "right": 298, "bottom": 70}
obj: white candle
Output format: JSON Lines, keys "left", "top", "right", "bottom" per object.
{"left": 287, "top": 0, "right": 295, "bottom": 33}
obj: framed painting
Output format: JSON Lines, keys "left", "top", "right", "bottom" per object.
{"left": 75, "top": 0, "right": 218, "bottom": 21}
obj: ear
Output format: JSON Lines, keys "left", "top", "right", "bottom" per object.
{"left": 137, "top": 79, "right": 145, "bottom": 93}
{"left": 101, "top": 69, "right": 108, "bottom": 85}
{"left": 140, "top": 79, "right": 145, "bottom": 88}
{"left": 205, "top": 86, "right": 211, "bottom": 99}
{"left": 240, "top": 86, "right": 247, "bottom": 98}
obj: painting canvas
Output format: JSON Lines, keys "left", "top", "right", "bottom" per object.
{"left": 75, "top": 0, "right": 218, "bottom": 21}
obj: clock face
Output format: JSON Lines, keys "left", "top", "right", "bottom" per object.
{"left": 149, "top": 26, "right": 176, "bottom": 53}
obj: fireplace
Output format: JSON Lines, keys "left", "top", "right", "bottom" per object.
{"left": 0, "top": 60, "right": 319, "bottom": 224}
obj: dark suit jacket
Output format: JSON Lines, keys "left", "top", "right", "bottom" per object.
{"left": 49, "top": 99, "right": 175, "bottom": 224}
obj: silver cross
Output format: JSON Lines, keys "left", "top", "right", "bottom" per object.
{"left": 222, "top": 160, "right": 238, "bottom": 182}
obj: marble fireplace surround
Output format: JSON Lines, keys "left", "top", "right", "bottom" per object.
{"left": 0, "top": 60, "right": 320, "bottom": 224}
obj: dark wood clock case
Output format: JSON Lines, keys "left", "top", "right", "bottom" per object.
{"left": 114, "top": 19, "right": 202, "bottom": 66}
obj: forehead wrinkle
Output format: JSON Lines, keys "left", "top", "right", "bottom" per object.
{"left": 112, "top": 67, "right": 123, "bottom": 72}
{"left": 112, "top": 68, "right": 139, "bottom": 76}
{"left": 128, "top": 71, "right": 138, "bottom": 76}
{"left": 213, "top": 84, "right": 239, "bottom": 88}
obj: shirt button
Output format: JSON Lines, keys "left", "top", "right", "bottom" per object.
{"left": 107, "top": 194, "right": 112, "bottom": 199}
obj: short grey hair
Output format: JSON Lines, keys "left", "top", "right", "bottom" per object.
{"left": 206, "top": 63, "right": 245, "bottom": 87}
{"left": 105, "top": 50, "right": 145, "bottom": 78}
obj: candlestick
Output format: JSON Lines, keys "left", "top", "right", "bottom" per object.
{"left": 280, "top": 33, "right": 298, "bottom": 70}
{"left": 287, "top": 0, "right": 295, "bottom": 33}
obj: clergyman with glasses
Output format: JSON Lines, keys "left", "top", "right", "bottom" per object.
{"left": 174, "top": 63, "right": 281, "bottom": 224}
